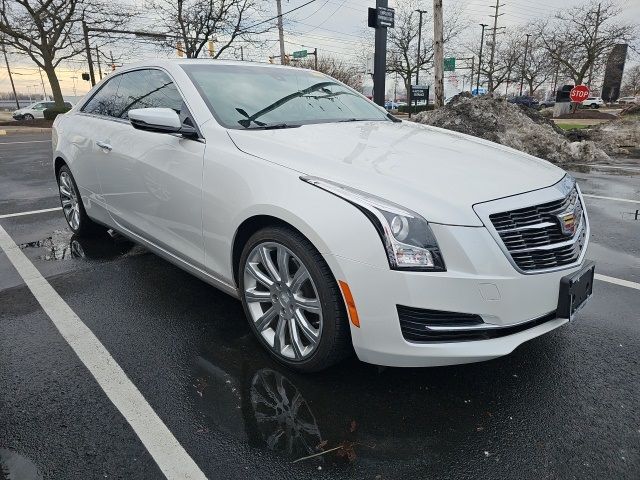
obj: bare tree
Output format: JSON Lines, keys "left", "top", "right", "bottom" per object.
{"left": 521, "top": 38, "right": 554, "bottom": 95}
{"left": 620, "top": 64, "right": 640, "bottom": 96}
{"left": 0, "top": 0, "right": 128, "bottom": 107}
{"left": 147, "top": 0, "right": 271, "bottom": 59}
{"left": 295, "top": 55, "right": 363, "bottom": 91}
{"left": 537, "top": 1, "right": 636, "bottom": 86}
{"left": 386, "top": 0, "right": 464, "bottom": 100}
{"left": 481, "top": 32, "right": 520, "bottom": 93}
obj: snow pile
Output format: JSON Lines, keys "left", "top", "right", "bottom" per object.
{"left": 581, "top": 116, "right": 640, "bottom": 157}
{"left": 415, "top": 94, "right": 610, "bottom": 165}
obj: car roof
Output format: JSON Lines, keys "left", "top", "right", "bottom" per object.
{"left": 113, "top": 58, "right": 303, "bottom": 74}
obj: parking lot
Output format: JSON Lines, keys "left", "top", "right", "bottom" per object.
{"left": 1, "top": 131, "right": 639, "bottom": 479}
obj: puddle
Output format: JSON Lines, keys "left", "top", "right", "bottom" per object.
{"left": 18, "top": 229, "right": 146, "bottom": 262}
{"left": 0, "top": 449, "right": 43, "bottom": 480}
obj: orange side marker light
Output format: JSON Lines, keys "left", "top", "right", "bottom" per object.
{"left": 338, "top": 280, "right": 360, "bottom": 328}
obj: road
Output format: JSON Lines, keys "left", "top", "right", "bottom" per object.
{"left": 0, "top": 132, "right": 638, "bottom": 480}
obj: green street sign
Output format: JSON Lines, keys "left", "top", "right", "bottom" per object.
{"left": 444, "top": 57, "right": 456, "bottom": 71}
{"left": 292, "top": 50, "right": 308, "bottom": 59}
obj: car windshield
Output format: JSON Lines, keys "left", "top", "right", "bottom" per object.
{"left": 183, "top": 64, "right": 389, "bottom": 129}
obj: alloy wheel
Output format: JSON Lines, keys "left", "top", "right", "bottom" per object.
{"left": 243, "top": 242, "right": 323, "bottom": 361}
{"left": 58, "top": 171, "right": 81, "bottom": 231}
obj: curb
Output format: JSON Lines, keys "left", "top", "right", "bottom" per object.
{"left": 0, "top": 127, "right": 52, "bottom": 135}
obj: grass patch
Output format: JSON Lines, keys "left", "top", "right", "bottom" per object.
{"left": 555, "top": 123, "right": 591, "bottom": 131}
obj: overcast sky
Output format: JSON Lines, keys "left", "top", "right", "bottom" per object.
{"left": 1, "top": 0, "right": 639, "bottom": 99}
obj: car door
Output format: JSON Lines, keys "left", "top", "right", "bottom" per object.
{"left": 94, "top": 68, "right": 205, "bottom": 267}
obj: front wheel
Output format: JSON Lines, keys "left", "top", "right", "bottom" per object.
{"left": 23, "top": 114, "right": 34, "bottom": 121}
{"left": 239, "top": 226, "right": 351, "bottom": 372}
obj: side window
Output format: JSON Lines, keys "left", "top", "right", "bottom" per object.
{"left": 82, "top": 76, "right": 122, "bottom": 117}
{"left": 111, "top": 69, "right": 184, "bottom": 119}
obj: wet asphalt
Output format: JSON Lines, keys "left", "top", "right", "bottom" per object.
{"left": 0, "top": 132, "right": 638, "bottom": 480}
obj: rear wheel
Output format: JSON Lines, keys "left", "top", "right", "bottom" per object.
{"left": 57, "top": 165, "right": 101, "bottom": 236}
{"left": 239, "top": 226, "right": 351, "bottom": 372}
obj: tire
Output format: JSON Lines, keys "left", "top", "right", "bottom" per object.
{"left": 57, "top": 165, "right": 101, "bottom": 236}
{"left": 239, "top": 226, "right": 351, "bottom": 372}
{"left": 23, "top": 113, "right": 34, "bottom": 121}
{"left": 591, "top": 104, "right": 598, "bottom": 109}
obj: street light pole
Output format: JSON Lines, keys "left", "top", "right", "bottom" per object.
{"left": 415, "top": 9, "right": 427, "bottom": 86}
{"left": 476, "top": 24, "right": 487, "bottom": 94}
{"left": 519, "top": 33, "right": 531, "bottom": 96}
{"left": 432, "top": 0, "right": 444, "bottom": 107}
{"left": 1, "top": 40, "right": 20, "bottom": 109}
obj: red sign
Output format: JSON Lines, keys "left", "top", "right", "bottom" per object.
{"left": 570, "top": 85, "right": 590, "bottom": 103}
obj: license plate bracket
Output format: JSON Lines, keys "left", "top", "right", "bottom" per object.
{"left": 557, "top": 261, "right": 595, "bottom": 320}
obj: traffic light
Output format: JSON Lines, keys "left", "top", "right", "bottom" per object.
{"left": 208, "top": 39, "right": 215, "bottom": 57}
{"left": 81, "top": 73, "right": 90, "bottom": 81}
{"left": 177, "top": 41, "right": 184, "bottom": 57}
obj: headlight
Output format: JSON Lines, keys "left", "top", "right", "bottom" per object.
{"left": 301, "top": 176, "right": 445, "bottom": 271}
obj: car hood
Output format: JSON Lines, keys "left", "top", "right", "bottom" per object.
{"left": 227, "top": 121, "right": 565, "bottom": 226}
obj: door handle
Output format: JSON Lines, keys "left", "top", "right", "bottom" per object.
{"left": 96, "top": 141, "right": 112, "bottom": 152}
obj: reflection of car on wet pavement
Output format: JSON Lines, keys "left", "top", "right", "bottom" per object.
{"left": 54, "top": 59, "right": 594, "bottom": 373}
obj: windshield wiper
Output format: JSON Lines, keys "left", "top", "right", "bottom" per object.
{"left": 245, "top": 123, "right": 300, "bottom": 130}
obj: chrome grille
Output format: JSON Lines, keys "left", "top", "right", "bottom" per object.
{"left": 489, "top": 187, "right": 587, "bottom": 272}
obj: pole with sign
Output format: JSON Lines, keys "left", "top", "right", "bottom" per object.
{"left": 368, "top": 1, "right": 394, "bottom": 107}
{"left": 292, "top": 50, "right": 307, "bottom": 59}
{"left": 569, "top": 85, "right": 590, "bottom": 114}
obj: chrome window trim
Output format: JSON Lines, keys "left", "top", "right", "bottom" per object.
{"left": 473, "top": 175, "right": 590, "bottom": 275}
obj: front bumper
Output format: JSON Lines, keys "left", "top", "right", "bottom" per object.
{"left": 325, "top": 222, "right": 588, "bottom": 367}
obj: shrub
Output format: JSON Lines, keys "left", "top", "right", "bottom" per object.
{"left": 397, "top": 104, "right": 434, "bottom": 114}
{"left": 43, "top": 105, "right": 71, "bottom": 120}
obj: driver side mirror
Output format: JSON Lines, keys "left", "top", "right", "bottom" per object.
{"left": 128, "top": 107, "right": 198, "bottom": 138}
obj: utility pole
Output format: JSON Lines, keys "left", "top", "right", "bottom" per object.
{"left": 314, "top": 47, "right": 318, "bottom": 70}
{"left": 519, "top": 33, "right": 531, "bottom": 96}
{"left": 433, "top": 0, "right": 444, "bottom": 107}
{"left": 415, "top": 9, "right": 427, "bottom": 85}
{"left": 82, "top": 20, "right": 96, "bottom": 86}
{"left": 276, "top": 0, "right": 286, "bottom": 64}
{"left": 95, "top": 46, "right": 102, "bottom": 80}
{"left": 1, "top": 40, "right": 20, "bottom": 109}
{"left": 587, "top": 2, "right": 601, "bottom": 87}
{"left": 372, "top": 0, "right": 390, "bottom": 107}
{"left": 38, "top": 68, "right": 48, "bottom": 99}
{"left": 71, "top": 76, "right": 77, "bottom": 97}
{"left": 487, "top": 0, "right": 504, "bottom": 92}
{"left": 110, "top": 51, "right": 116, "bottom": 71}
{"left": 476, "top": 23, "right": 487, "bottom": 94}
{"left": 240, "top": 46, "right": 244, "bottom": 61}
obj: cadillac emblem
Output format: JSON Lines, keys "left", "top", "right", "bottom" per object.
{"left": 556, "top": 202, "right": 583, "bottom": 236}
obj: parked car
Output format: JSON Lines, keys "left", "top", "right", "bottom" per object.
{"left": 52, "top": 60, "right": 594, "bottom": 372}
{"left": 508, "top": 95, "right": 539, "bottom": 108}
{"left": 384, "top": 100, "right": 405, "bottom": 110}
{"left": 539, "top": 99, "right": 555, "bottom": 108}
{"left": 616, "top": 96, "right": 639, "bottom": 105}
{"left": 13, "top": 101, "right": 72, "bottom": 120}
{"left": 581, "top": 97, "right": 604, "bottom": 108}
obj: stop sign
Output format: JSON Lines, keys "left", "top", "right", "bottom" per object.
{"left": 570, "top": 85, "right": 590, "bottom": 103}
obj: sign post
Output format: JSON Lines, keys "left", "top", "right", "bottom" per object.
{"left": 569, "top": 85, "right": 590, "bottom": 114}
{"left": 569, "top": 85, "right": 590, "bottom": 103}
{"left": 409, "top": 84, "right": 429, "bottom": 118}
{"left": 368, "top": 1, "right": 395, "bottom": 107}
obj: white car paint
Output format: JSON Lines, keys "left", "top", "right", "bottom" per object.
{"left": 52, "top": 59, "right": 592, "bottom": 368}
